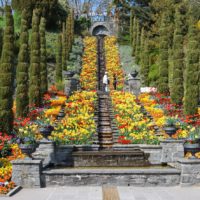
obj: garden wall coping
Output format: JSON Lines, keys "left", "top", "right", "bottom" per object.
{"left": 178, "top": 158, "right": 200, "bottom": 186}
{"left": 160, "top": 139, "right": 185, "bottom": 143}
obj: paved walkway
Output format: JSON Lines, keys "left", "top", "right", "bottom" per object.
{"left": 1, "top": 186, "right": 200, "bottom": 200}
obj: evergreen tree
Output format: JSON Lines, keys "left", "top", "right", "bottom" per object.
{"left": 171, "top": 6, "right": 185, "bottom": 105}
{"left": 70, "top": 9, "right": 74, "bottom": 46}
{"left": 141, "top": 38, "right": 150, "bottom": 86}
{"left": 29, "top": 9, "right": 41, "bottom": 107}
{"left": 140, "top": 27, "right": 145, "bottom": 62}
{"left": 130, "top": 8, "right": 134, "bottom": 42}
{"left": 158, "top": 12, "right": 170, "bottom": 94}
{"left": 66, "top": 9, "right": 74, "bottom": 59}
{"left": 16, "top": 9, "right": 29, "bottom": 117}
{"left": 135, "top": 19, "right": 141, "bottom": 64}
{"left": 0, "top": 6, "right": 15, "bottom": 133}
{"left": 62, "top": 22, "right": 67, "bottom": 70}
{"left": 184, "top": 6, "right": 200, "bottom": 115}
{"left": 56, "top": 34, "right": 62, "bottom": 83}
{"left": 0, "top": 28, "right": 3, "bottom": 56}
{"left": 66, "top": 15, "right": 70, "bottom": 60}
{"left": 40, "top": 17, "right": 48, "bottom": 96}
{"left": 132, "top": 17, "right": 137, "bottom": 56}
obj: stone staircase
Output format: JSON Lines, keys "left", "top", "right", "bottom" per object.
{"left": 36, "top": 36, "right": 182, "bottom": 188}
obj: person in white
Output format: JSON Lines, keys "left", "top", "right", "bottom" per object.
{"left": 103, "top": 71, "right": 109, "bottom": 92}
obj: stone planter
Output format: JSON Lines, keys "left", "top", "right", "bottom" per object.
{"left": 39, "top": 126, "right": 54, "bottom": 139}
{"left": 57, "top": 110, "right": 65, "bottom": 120}
{"left": 0, "top": 148, "right": 12, "bottom": 158}
{"left": 19, "top": 144, "right": 36, "bottom": 157}
{"left": 63, "top": 71, "right": 75, "bottom": 78}
{"left": 131, "top": 70, "right": 138, "bottom": 78}
{"left": 183, "top": 143, "right": 200, "bottom": 156}
{"left": 163, "top": 126, "right": 177, "bottom": 137}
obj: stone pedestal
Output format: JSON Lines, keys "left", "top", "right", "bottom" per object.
{"left": 179, "top": 158, "right": 200, "bottom": 186}
{"left": 128, "top": 78, "right": 141, "bottom": 96}
{"left": 64, "top": 77, "right": 79, "bottom": 96}
{"left": 32, "top": 139, "right": 56, "bottom": 168}
{"left": 64, "top": 78, "right": 72, "bottom": 96}
{"left": 160, "top": 139, "right": 184, "bottom": 163}
{"left": 11, "top": 159, "right": 42, "bottom": 188}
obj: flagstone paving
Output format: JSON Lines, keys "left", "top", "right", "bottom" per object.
{"left": 1, "top": 186, "right": 200, "bottom": 200}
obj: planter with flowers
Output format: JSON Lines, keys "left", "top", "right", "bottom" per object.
{"left": 163, "top": 117, "right": 179, "bottom": 137}
{"left": 184, "top": 128, "right": 200, "bottom": 158}
{"left": 16, "top": 126, "right": 38, "bottom": 157}
{"left": 35, "top": 117, "right": 54, "bottom": 140}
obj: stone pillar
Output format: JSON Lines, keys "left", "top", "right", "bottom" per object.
{"left": 64, "top": 77, "right": 72, "bottom": 96}
{"left": 160, "top": 139, "right": 184, "bottom": 163}
{"left": 11, "top": 159, "right": 42, "bottom": 188}
{"left": 178, "top": 158, "right": 200, "bottom": 186}
{"left": 128, "top": 78, "right": 141, "bottom": 96}
{"left": 32, "top": 139, "right": 56, "bottom": 168}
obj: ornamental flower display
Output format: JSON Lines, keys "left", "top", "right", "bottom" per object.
{"left": 0, "top": 135, "right": 24, "bottom": 194}
{"left": 138, "top": 93, "right": 195, "bottom": 139}
{"left": 111, "top": 91, "right": 160, "bottom": 144}
{"left": 104, "top": 36, "right": 124, "bottom": 90}
{"left": 80, "top": 37, "right": 97, "bottom": 90}
{"left": 49, "top": 91, "right": 97, "bottom": 145}
{"left": 50, "top": 96, "right": 67, "bottom": 107}
{"left": 139, "top": 93, "right": 166, "bottom": 128}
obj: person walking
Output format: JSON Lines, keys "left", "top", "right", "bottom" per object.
{"left": 103, "top": 71, "right": 109, "bottom": 92}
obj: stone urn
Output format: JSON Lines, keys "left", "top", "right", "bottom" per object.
{"left": 131, "top": 70, "right": 139, "bottom": 78}
{"left": 57, "top": 110, "right": 66, "bottom": 120}
{"left": 184, "top": 143, "right": 200, "bottom": 156}
{"left": 19, "top": 144, "right": 36, "bottom": 157}
{"left": 163, "top": 125, "right": 177, "bottom": 137}
{"left": 39, "top": 125, "right": 54, "bottom": 139}
{"left": 63, "top": 71, "right": 75, "bottom": 78}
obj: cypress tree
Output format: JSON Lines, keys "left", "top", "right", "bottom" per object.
{"left": 16, "top": 9, "right": 29, "bottom": 117}
{"left": 135, "top": 19, "right": 141, "bottom": 64}
{"left": 0, "top": 6, "right": 15, "bottom": 133}
{"left": 140, "top": 27, "right": 145, "bottom": 63}
{"left": 56, "top": 34, "right": 62, "bottom": 83}
{"left": 158, "top": 12, "right": 170, "bottom": 94}
{"left": 0, "top": 28, "right": 3, "bottom": 56}
{"left": 66, "top": 9, "right": 74, "bottom": 59}
{"left": 141, "top": 38, "right": 150, "bottom": 86}
{"left": 29, "top": 9, "right": 41, "bottom": 107}
{"left": 66, "top": 15, "right": 70, "bottom": 60}
{"left": 171, "top": 6, "right": 184, "bottom": 105}
{"left": 184, "top": 7, "right": 200, "bottom": 115}
{"left": 70, "top": 9, "right": 74, "bottom": 45}
{"left": 40, "top": 17, "right": 48, "bottom": 96}
{"left": 62, "top": 22, "right": 67, "bottom": 71}
{"left": 132, "top": 17, "right": 137, "bottom": 56}
{"left": 130, "top": 8, "right": 134, "bottom": 43}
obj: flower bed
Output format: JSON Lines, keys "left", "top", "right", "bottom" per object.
{"left": 80, "top": 37, "right": 97, "bottom": 90}
{"left": 139, "top": 93, "right": 199, "bottom": 139}
{"left": 49, "top": 91, "right": 97, "bottom": 145}
{"left": 111, "top": 91, "right": 160, "bottom": 145}
{"left": 0, "top": 133, "right": 24, "bottom": 194}
{"left": 104, "top": 36, "right": 124, "bottom": 90}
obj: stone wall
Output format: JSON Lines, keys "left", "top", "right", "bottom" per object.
{"left": 179, "top": 159, "right": 200, "bottom": 186}
{"left": 11, "top": 159, "right": 42, "bottom": 188}
{"left": 160, "top": 139, "right": 184, "bottom": 163}
{"left": 43, "top": 168, "right": 180, "bottom": 187}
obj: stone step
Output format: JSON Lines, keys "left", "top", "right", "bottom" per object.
{"left": 43, "top": 167, "right": 180, "bottom": 187}
{"left": 99, "top": 116, "right": 111, "bottom": 119}
{"left": 98, "top": 122, "right": 111, "bottom": 126}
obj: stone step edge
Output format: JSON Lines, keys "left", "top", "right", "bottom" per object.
{"left": 43, "top": 168, "right": 181, "bottom": 175}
